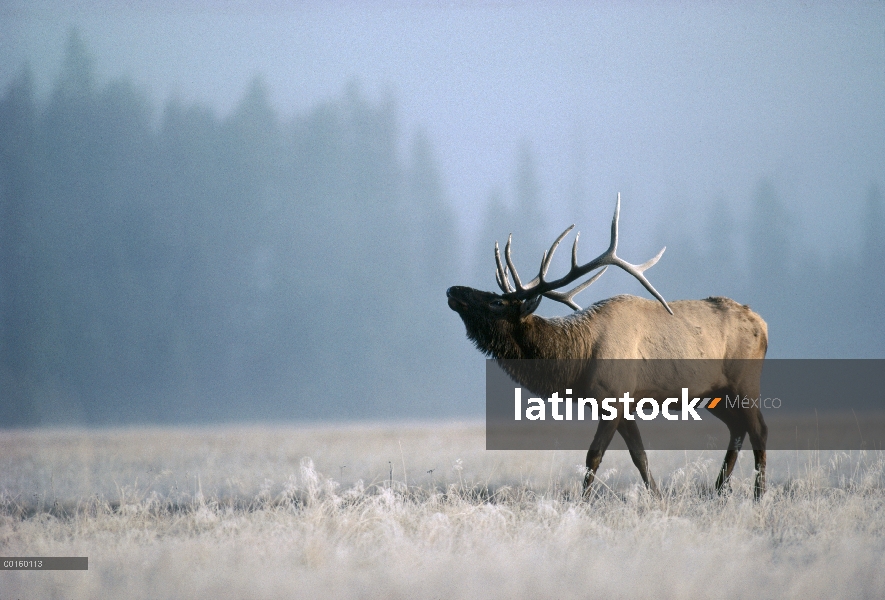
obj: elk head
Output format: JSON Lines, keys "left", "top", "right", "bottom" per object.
{"left": 447, "top": 195, "right": 673, "bottom": 357}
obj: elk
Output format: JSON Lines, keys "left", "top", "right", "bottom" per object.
{"left": 447, "top": 195, "right": 768, "bottom": 499}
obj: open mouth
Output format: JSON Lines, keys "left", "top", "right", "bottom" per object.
{"left": 446, "top": 288, "right": 468, "bottom": 311}
{"left": 447, "top": 297, "right": 466, "bottom": 311}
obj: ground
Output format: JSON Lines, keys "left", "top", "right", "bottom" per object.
{"left": 2, "top": 422, "right": 884, "bottom": 599}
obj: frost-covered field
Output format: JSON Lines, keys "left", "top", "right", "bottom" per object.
{"left": 2, "top": 422, "right": 885, "bottom": 599}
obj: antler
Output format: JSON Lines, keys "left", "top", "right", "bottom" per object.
{"left": 494, "top": 194, "right": 673, "bottom": 314}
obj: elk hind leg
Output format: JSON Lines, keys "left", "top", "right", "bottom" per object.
{"left": 746, "top": 409, "right": 768, "bottom": 500}
{"left": 617, "top": 418, "right": 661, "bottom": 498}
{"left": 715, "top": 428, "right": 745, "bottom": 494}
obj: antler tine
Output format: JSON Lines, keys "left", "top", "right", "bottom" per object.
{"left": 637, "top": 246, "right": 666, "bottom": 272}
{"left": 571, "top": 232, "right": 580, "bottom": 269}
{"left": 542, "top": 267, "right": 608, "bottom": 310}
{"left": 609, "top": 250, "right": 672, "bottom": 314}
{"left": 608, "top": 193, "right": 621, "bottom": 254}
{"left": 495, "top": 268, "right": 508, "bottom": 293}
{"left": 504, "top": 234, "right": 526, "bottom": 291}
{"left": 540, "top": 225, "right": 575, "bottom": 282}
{"left": 494, "top": 241, "right": 514, "bottom": 293}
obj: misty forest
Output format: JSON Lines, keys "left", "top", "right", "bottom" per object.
{"left": 1, "top": 32, "right": 883, "bottom": 427}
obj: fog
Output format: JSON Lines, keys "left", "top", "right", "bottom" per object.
{"left": 1, "top": 2, "right": 884, "bottom": 427}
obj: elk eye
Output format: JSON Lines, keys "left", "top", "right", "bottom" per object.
{"left": 491, "top": 299, "right": 505, "bottom": 307}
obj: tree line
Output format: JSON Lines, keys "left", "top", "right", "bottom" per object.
{"left": 0, "top": 31, "right": 462, "bottom": 426}
{"left": 1, "top": 31, "right": 882, "bottom": 426}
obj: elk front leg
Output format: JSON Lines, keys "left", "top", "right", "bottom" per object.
{"left": 583, "top": 418, "right": 620, "bottom": 498}
{"left": 617, "top": 418, "right": 661, "bottom": 498}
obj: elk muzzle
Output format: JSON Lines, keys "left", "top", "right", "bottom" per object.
{"left": 446, "top": 286, "right": 470, "bottom": 313}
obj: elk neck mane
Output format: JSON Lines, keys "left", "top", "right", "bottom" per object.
{"left": 467, "top": 296, "right": 619, "bottom": 360}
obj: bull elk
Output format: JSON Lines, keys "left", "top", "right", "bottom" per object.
{"left": 447, "top": 195, "right": 768, "bottom": 498}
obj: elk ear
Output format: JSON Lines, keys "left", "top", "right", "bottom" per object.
{"left": 520, "top": 296, "right": 542, "bottom": 316}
